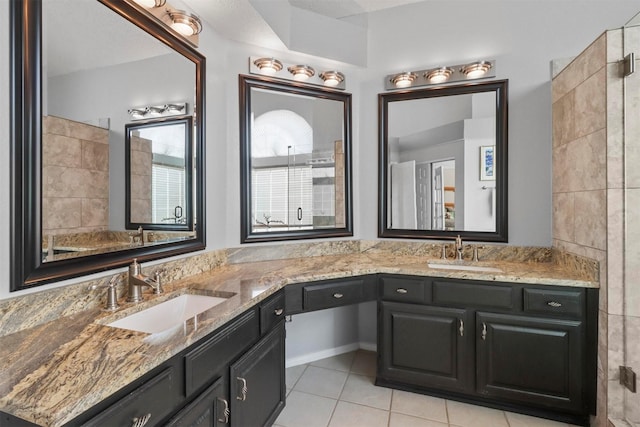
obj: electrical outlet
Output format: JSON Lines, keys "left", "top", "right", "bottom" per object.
{"left": 620, "top": 366, "right": 637, "bottom": 393}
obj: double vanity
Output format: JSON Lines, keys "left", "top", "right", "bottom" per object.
{"left": 0, "top": 246, "right": 598, "bottom": 427}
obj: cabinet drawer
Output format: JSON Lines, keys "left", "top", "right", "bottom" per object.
{"left": 433, "top": 280, "right": 515, "bottom": 310}
{"left": 380, "top": 276, "right": 430, "bottom": 303}
{"left": 84, "top": 367, "right": 179, "bottom": 427}
{"left": 260, "top": 291, "right": 286, "bottom": 335}
{"left": 184, "top": 309, "right": 259, "bottom": 396}
{"left": 303, "top": 279, "right": 365, "bottom": 311}
{"left": 523, "top": 288, "right": 584, "bottom": 318}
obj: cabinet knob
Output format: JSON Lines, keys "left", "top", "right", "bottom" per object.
{"left": 481, "top": 322, "right": 487, "bottom": 341}
{"left": 396, "top": 288, "right": 408, "bottom": 294}
{"left": 274, "top": 308, "right": 284, "bottom": 316}
{"left": 236, "top": 377, "right": 248, "bottom": 401}
{"left": 459, "top": 319, "right": 464, "bottom": 337}
{"left": 131, "top": 414, "right": 151, "bottom": 427}
{"left": 546, "top": 301, "right": 563, "bottom": 308}
{"left": 217, "top": 398, "right": 230, "bottom": 424}
{"left": 333, "top": 293, "right": 344, "bottom": 299}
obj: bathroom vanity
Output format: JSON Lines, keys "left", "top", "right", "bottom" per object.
{"left": 0, "top": 251, "right": 598, "bottom": 427}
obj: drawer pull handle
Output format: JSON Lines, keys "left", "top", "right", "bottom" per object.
{"left": 333, "top": 293, "right": 344, "bottom": 299}
{"left": 459, "top": 319, "right": 464, "bottom": 337}
{"left": 274, "top": 308, "right": 284, "bottom": 316}
{"left": 547, "top": 301, "right": 563, "bottom": 308}
{"left": 481, "top": 322, "right": 487, "bottom": 341}
{"left": 236, "top": 377, "right": 248, "bottom": 401}
{"left": 132, "top": 414, "right": 151, "bottom": 427}
{"left": 217, "top": 398, "right": 230, "bottom": 424}
{"left": 396, "top": 288, "right": 408, "bottom": 294}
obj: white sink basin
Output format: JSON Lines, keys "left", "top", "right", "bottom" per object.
{"left": 428, "top": 263, "right": 503, "bottom": 273}
{"left": 107, "top": 294, "right": 228, "bottom": 334}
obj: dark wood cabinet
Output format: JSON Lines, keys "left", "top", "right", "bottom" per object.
{"left": 165, "top": 376, "right": 228, "bottom": 427}
{"left": 229, "top": 322, "right": 286, "bottom": 427}
{"left": 476, "top": 312, "right": 584, "bottom": 412}
{"left": 379, "top": 301, "right": 472, "bottom": 393}
{"left": 377, "top": 275, "right": 597, "bottom": 425}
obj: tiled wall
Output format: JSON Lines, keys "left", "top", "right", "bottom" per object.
{"left": 42, "top": 116, "right": 109, "bottom": 236}
{"left": 129, "top": 133, "right": 153, "bottom": 223}
{"left": 552, "top": 28, "right": 633, "bottom": 426}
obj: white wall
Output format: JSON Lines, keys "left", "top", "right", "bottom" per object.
{"left": 2, "top": 1, "right": 640, "bottom": 300}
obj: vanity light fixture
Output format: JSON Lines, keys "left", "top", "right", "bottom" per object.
{"left": 249, "top": 56, "right": 347, "bottom": 90}
{"left": 425, "top": 67, "right": 454, "bottom": 84}
{"left": 384, "top": 59, "right": 496, "bottom": 90}
{"left": 390, "top": 72, "right": 418, "bottom": 88}
{"left": 319, "top": 71, "right": 345, "bottom": 87}
{"left": 460, "top": 61, "right": 493, "bottom": 79}
{"left": 131, "top": 0, "right": 166, "bottom": 8}
{"left": 288, "top": 65, "right": 315, "bottom": 81}
{"left": 253, "top": 58, "right": 284, "bottom": 75}
{"left": 167, "top": 10, "right": 202, "bottom": 37}
{"left": 128, "top": 102, "right": 188, "bottom": 121}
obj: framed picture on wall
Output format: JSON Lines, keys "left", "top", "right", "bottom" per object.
{"left": 480, "top": 145, "right": 495, "bottom": 181}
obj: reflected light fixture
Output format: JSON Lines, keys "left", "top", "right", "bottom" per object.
{"left": 460, "top": 61, "right": 493, "bottom": 79}
{"left": 319, "top": 71, "right": 345, "bottom": 87}
{"left": 167, "top": 10, "right": 202, "bottom": 36}
{"left": 425, "top": 67, "right": 454, "bottom": 84}
{"left": 253, "top": 57, "right": 284, "bottom": 75}
{"left": 288, "top": 65, "right": 315, "bottom": 81}
{"left": 127, "top": 102, "right": 187, "bottom": 121}
{"left": 132, "top": 0, "right": 166, "bottom": 7}
{"left": 390, "top": 72, "right": 418, "bottom": 88}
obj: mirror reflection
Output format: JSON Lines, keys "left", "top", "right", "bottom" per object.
{"left": 125, "top": 117, "right": 194, "bottom": 232}
{"left": 40, "top": 0, "right": 199, "bottom": 262}
{"left": 240, "top": 75, "right": 353, "bottom": 242}
{"left": 379, "top": 80, "right": 508, "bottom": 242}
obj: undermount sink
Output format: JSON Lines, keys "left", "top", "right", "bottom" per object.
{"left": 427, "top": 263, "right": 503, "bottom": 273}
{"left": 107, "top": 294, "right": 228, "bottom": 334}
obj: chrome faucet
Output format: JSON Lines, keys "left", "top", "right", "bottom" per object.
{"left": 127, "top": 259, "right": 163, "bottom": 303}
{"left": 455, "top": 235, "right": 463, "bottom": 260}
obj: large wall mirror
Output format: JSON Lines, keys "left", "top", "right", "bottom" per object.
{"left": 10, "top": 0, "right": 206, "bottom": 290}
{"left": 240, "top": 75, "right": 353, "bottom": 243}
{"left": 378, "top": 80, "right": 508, "bottom": 242}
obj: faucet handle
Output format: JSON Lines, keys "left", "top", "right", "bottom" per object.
{"left": 88, "top": 274, "right": 120, "bottom": 311}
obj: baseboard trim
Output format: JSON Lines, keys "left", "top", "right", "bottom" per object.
{"left": 285, "top": 342, "right": 376, "bottom": 368}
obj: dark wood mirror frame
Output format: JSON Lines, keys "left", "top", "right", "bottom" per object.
{"left": 378, "top": 80, "right": 508, "bottom": 242}
{"left": 10, "top": 0, "right": 206, "bottom": 291}
{"left": 239, "top": 74, "right": 354, "bottom": 243}
{"left": 125, "top": 116, "right": 194, "bottom": 231}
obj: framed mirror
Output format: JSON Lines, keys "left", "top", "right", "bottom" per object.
{"left": 239, "top": 75, "right": 353, "bottom": 243}
{"left": 10, "top": 0, "right": 206, "bottom": 290}
{"left": 378, "top": 80, "right": 508, "bottom": 242}
{"left": 125, "top": 116, "right": 194, "bottom": 232}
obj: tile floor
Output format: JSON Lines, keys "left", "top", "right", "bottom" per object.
{"left": 274, "top": 350, "right": 580, "bottom": 427}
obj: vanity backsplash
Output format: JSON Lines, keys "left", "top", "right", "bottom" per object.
{"left": 0, "top": 240, "right": 598, "bottom": 338}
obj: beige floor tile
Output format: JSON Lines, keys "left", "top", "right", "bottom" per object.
{"left": 389, "top": 412, "right": 449, "bottom": 427}
{"left": 350, "top": 350, "right": 377, "bottom": 376}
{"left": 391, "top": 390, "right": 448, "bottom": 423}
{"left": 505, "top": 411, "right": 572, "bottom": 427}
{"left": 446, "top": 400, "right": 508, "bottom": 427}
{"left": 275, "top": 390, "right": 336, "bottom": 427}
{"left": 294, "top": 365, "right": 349, "bottom": 399}
{"left": 328, "top": 401, "right": 389, "bottom": 427}
{"left": 339, "top": 374, "right": 392, "bottom": 410}
{"left": 311, "top": 351, "right": 356, "bottom": 372}
{"left": 286, "top": 364, "right": 307, "bottom": 389}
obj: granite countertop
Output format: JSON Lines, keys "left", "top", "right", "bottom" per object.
{"left": 0, "top": 253, "right": 598, "bottom": 426}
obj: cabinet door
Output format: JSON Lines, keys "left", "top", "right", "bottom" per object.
{"left": 229, "top": 322, "right": 286, "bottom": 427}
{"left": 476, "top": 312, "right": 584, "bottom": 412}
{"left": 379, "top": 302, "right": 473, "bottom": 393}
{"left": 165, "top": 376, "right": 229, "bottom": 427}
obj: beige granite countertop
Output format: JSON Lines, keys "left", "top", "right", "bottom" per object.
{"left": 0, "top": 252, "right": 598, "bottom": 426}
